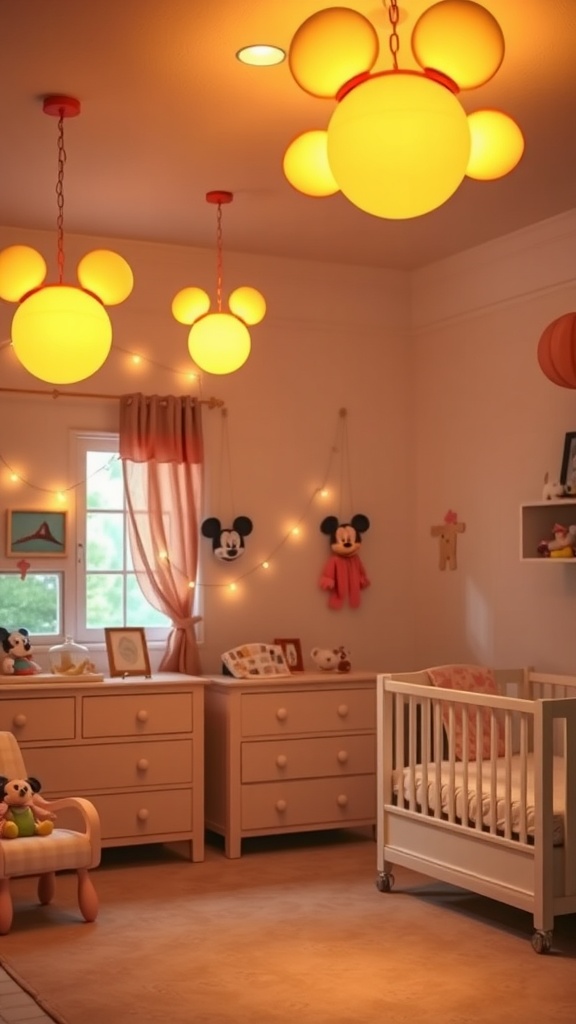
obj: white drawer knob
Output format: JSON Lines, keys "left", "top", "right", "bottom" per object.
{"left": 137, "top": 808, "right": 149, "bottom": 822}
{"left": 337, "top": 794, "right": 348, "bottom": 808}
{"left": 276, "top": 754, "right": 288, "bottom": 768}
{"left": 137, "top": 758, "right": 149, "bottom": 771}
{"left": 337, "top": 750, "right": 348, "bottom": 764}
{"left": 276, "top": 707, "right": 288, "bottom": 721}
{"left": 275, "top": 799, "right": 287, "bottom": 813}
{"left": 337, "top": 704, "right": 349, "bottom": 718}
{"left": 136, "top": 709, "right": 149, "bottom": 723}
{"left": 13, "top": 713, "right": 27, "bottom": 728}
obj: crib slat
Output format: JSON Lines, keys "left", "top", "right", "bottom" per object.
{"left": 433, "top": 699, "right": 443, "bottom": 819}
{"left": 475, "top": 706, "right": 483, "bottom": 832}
{"left": 503, "top": 711, "right": 513, "bottom": 840}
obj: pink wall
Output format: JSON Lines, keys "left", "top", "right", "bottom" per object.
{"left": 411, "top": 210, "right": 576, "bottom": 673}
{"left": 0, "top": 225, "right": 414, "bottom": 675}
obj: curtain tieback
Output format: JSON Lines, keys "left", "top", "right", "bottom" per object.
{"left": 173, "top": 616, "right": 202, "bottom": 631}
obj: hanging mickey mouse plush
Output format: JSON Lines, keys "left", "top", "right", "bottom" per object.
{"left": 319, "top": 514, "right": 370, "bottom": 610}
{"left": 201, "top": 516, "right": 253, "bottom": 562}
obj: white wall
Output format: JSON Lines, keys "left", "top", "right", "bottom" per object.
{"left": 0, "top": 225, "right": 414, "bottom": 675}
{"left": 411, "top": 209, "right": 576, "bottom": 673}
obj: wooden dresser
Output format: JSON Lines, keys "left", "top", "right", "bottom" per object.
{"left": 204, "top": 671, "right": 377, "bottom": 857}
{"left": 0, "top": 673, "right": 206, "bottom": 861}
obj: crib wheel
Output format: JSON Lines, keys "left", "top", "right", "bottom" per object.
{"left": 376, "top": 873, "right": 394, "bottom": 893}
{"left": 531, "top": 930, "right": 553, "bottom": 954}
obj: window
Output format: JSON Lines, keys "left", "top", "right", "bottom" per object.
{"left": 0, "top": 572, "right": 62, "bottom": 639}
{"left": 75, "top": 433, "right": 171, "bottom": 643}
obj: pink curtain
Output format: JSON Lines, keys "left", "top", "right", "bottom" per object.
{"left": 119, "top": 394, "right": 204, "bottom": 675}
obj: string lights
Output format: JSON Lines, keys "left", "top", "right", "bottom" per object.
{"left": 1, "top": 408, "right": 351, "bottom": 595}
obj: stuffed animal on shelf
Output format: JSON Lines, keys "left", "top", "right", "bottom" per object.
{"left": 542, "top": 472, "right": 565, "bottom": 500}
{"left": 537, "top": 523, "right": 576, "bottom": 558}
{"left": 311, "top": 646, "right": 352, "bottom": 672}
{"left": 0, "top": 627, "right": 43, "bottom": 675}
{"left": 201, "top": 516, "right": 253, "bottom": 561}
{"left": 318, "top": 514, "right": 370, "bottom": 610}
{"left": 0, "top": 776, "right": 55, "bottom": 839}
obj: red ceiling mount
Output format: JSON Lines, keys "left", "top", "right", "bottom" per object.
{"left": 42, "top": 95, "right": 81, "bottom": 118}
{"left": 206, "top": 190, "right": 233, "bottom": 205}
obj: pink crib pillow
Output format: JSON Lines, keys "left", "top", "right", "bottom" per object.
{"left": 427, "top": 664, "right": 505, "bottom": 761}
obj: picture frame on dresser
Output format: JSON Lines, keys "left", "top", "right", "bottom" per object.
{"left": 6, "top": 509, "right": 67, "bottom": 557}
{"left": 105, "top": 626, "right": 152, "bottom": 677}
{"left": 274, "top": 637, "right": 303, "bottom": 672}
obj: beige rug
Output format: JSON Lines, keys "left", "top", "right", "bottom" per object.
{"left": 0, "top": 956, "right": 68, "bottom": 1023}
{"left": 1, "top": 829, "right": 575, "bottom": 1024}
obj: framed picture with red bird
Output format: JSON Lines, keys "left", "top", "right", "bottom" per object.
{"left": 6, "top": 509, "right": 67, "bottom": 558}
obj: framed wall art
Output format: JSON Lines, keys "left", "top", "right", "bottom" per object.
{"left": 105, "top": 627, "right": 152, "bottom": 678}
{"left": 274, "top": 637, "right": 304, "bottom": 672}
{"left": 560, "top": 431, "right": 576, "bottom": 493}
{"left": 6, "top": 509, "right": 67, "bottom": 558}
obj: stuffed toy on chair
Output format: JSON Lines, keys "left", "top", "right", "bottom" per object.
{"left": 0, "top": 776, "right": 55, "bottom": 839}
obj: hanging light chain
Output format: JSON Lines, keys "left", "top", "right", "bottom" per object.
{"left": 215, "top": 201, "right": 224, "bottom": 312}
{"left": 388, "top": 0, "right": 400, "bottom": 70}
{"left": 56, "top": 110, "right": 67, "bottom": 284}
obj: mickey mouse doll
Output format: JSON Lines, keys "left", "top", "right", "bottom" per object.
{"left": 319, "top": 514, "right": 370, "bottom": 610}
{"left": 0, "top": 627, "right": 43, "bottom": 676}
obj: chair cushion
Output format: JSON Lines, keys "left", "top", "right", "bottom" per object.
{"left": 0, "top": 829, "right": 94, "bottom": 877}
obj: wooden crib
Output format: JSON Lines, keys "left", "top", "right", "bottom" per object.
{"left": 376, "top": 667, "right": 576, "bottom": 953}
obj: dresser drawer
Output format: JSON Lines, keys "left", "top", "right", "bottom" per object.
{"left": 82, "top": 693, "right": 193, "bottom": 738}
{"left": 241, "top": 734, "right": 375, "bottom": 782}
{"left": 0, "top": 696, "right": 75, "bottom": 742}
{"left": 241, "top": 775, "right": 376, "bottom": 830}
{"left": 241, "top": 688, "right": 374, "bottom": 737}
{"left": 91, "top": 788, "right": 193, "bottom": 840}
{"left": 31, "top": 739, "right": 194, "bottom": 794}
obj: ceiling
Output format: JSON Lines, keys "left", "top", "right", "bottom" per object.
{"left": 1, "top": 0, "right": 575, "bottom": 272}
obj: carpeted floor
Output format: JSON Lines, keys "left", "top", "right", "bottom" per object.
{"left": 1, "top": 829, "right": 575, "bottom": 1024}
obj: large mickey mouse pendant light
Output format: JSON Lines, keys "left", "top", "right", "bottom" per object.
{"left": 0, "top": 96, "right": 133, "bottom": 384}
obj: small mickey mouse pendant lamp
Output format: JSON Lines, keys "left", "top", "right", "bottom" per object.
{"left": 172, "top": 191, "right": 266, "bottom": 375}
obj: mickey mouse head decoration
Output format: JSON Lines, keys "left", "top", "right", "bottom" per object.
{"left": 319, "top": 514, "right": 370, "bottom": 610}
{"left": 201, "top": 516, "right": 253, "bottom": 562}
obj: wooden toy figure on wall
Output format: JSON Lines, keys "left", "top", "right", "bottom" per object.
{"left": 431, "top": 509, "right": 466, "bottom": 570}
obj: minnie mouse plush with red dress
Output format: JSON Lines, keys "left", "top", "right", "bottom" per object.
{"left": 318, "top": 514, "right": 370, "bottom": 610}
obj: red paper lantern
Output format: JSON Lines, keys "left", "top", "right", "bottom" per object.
{"left": 537, "top": 312, "right": 576, "bottom": 388}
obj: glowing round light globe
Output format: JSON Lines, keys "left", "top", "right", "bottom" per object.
{"left": 283, "top": 131, "right": 339, "bottom": 197}
{"left": 77, "top": 249, "right": 133, "bottom": 305}
{"left": 411, "top": 0, "right": 504, "bottom": 90}
{"left": 465, "top": 110, "right": 524, "bottom": 180}
{"left": 188, "top": 312, "right": 251, "bottom": 375}
{"left": 0, "top": 245, "right": 47, "bottom": 302}
{"left": 327, "top": 72, "right": 471, "bottom": 219}
{"left": 172, "top": 287, "right": 211, "bottom": 325}
{"left": 229, "top": 286, "right": 266, "bottom": 326}
{"left": 289, "top": 7, "right": 379, "bottom": 99}
{"left": 11, "top": 284, "right": 112, "bottom": 384}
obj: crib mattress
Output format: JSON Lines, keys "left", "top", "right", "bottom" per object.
{"left": 393, "top": 753, "right": 565, "bottom": 846}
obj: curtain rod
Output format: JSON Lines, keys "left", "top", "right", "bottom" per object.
{"left": 0, "top": 385, "right": 224, "bottom": 408}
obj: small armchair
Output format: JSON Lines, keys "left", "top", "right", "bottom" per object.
{"left": 0, "top": 731, "right": 101, "bottom": 934}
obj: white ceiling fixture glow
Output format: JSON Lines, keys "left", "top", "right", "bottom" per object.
{"left": 236, "top": 44, "right": 286, "bottom": 67}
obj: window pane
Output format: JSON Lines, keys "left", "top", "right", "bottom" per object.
{"left": 86, "top": 512, "right": 124, "bottom": 571}
{"left": 86, "top": 452, "right": 123, "bottom": 509}
{"left": 86, "top": 574, "right": 124, "bottom": 628}
{"left": 126, "top": 575, "right": 171, "bottom": 628}
{"left": 0, "top": 573, "right": 61, "bottom": 635}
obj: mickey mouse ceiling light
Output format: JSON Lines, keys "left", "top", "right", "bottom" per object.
{"left": 0, "top": 96, "right": 133, "bottom": 384}
{"left": 172, "top": 191, "right": 266, "bottom": 375}
{"left": 283, "top": 1, "right": 524, "bottom": 220}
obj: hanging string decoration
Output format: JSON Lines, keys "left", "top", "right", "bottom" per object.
{"left": 317, "top": 408, "right": 371, "bottom": 609}
{"left": 201, "top": 408, "right": 254, "bottom": 561}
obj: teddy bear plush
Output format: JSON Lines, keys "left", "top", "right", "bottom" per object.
{"left": 311, "top": 646, "right": 352, "bottom": 672}
{"left": 0, "top": 776, "right": 55, "bottom": 839}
